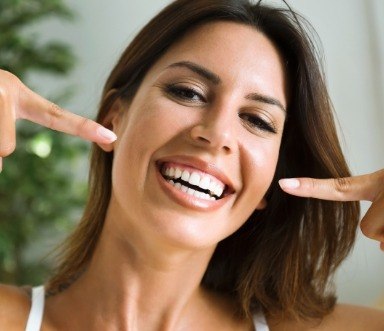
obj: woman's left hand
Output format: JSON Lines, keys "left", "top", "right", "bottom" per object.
{"left": 278, "top": 169, "right": 384, "bottom": 251}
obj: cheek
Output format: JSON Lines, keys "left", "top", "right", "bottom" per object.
{"left": 125, "top": 97, "right": 191, "bottom": 144}
{"left": 112, "top": 98, "right": 191, "bottom": 186}
{"left": 241, "top": 138, "right": 281, "bottom": 202}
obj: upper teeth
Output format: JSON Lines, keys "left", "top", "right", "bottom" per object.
{"left": 163, "top": 166, "right": 225, "bottom": 198}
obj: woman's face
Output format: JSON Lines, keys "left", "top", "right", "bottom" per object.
{"left": 108, "top": 22, "right": 287, "bottom": 250}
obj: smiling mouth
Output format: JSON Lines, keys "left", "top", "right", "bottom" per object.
{"left": 159, "top": 163, "right": 230, "bottom": 201}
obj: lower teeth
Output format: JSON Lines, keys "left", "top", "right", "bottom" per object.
{"left": 168, "top": 179, "right": 216, "bottom": 201}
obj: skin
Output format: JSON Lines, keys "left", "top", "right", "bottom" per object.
{"left": 0, "top": 22, "right": 383, "bottom": 331}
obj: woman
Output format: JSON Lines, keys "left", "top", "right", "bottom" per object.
{"left": 0, "top": 0, "right": 383, "bottom": 330}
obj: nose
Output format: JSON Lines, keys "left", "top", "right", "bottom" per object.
{"left": 189, "top": 109, "right": 235, "bottom": 154}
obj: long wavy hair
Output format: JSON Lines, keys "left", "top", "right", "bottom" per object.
{"left": 47, "top": 0, "right": 360, "bottom": 322}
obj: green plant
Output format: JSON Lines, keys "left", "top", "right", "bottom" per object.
{"left": 0, "top": 0, "right": 88, "bottom": 284}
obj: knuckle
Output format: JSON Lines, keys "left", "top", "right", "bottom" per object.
{"left": 48, "top": 103, "right": 65, "bottom": 130}
{"left": 0, "top": 70, "right": 20, "bottom": 90}
{"left": 0, "top": 86, "right": 9, "bottom": 106}
{"left": 76, "top": 117, "right": 91, "bottom": 137}
{"left": 333, "top": 177, "right": 351, "bottom": 194}
{"left": 369, "top": 170, "right": 384, "bottom": 202}
{"left": 0, "top": 69, "right": 16, "bottom": 82}
{"left": 360, "top": 219, "right": 382, "bottom": 241}
{"left": 0, "top": 71, "right": 22, "bottom": 113}
{"left": 0, "top": 141, "right": 16, "bottom": 157}
{"left": 304, "top": 178, "right": 317, "bottom": 195}
{"left": 0, "top": 86, "right": 6, "bottom": 100}
{"left": 360, "top": 220, "right": 373, "bottom": 239}
{"left": 309, "top": 178, "right": 316, "bottom": 190}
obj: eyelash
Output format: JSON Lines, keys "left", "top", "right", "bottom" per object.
{"left": 164, "top": 84, "right": 206, "bottom": 103}
{"left": 163, "top": 84, "right": 277, "bottom": 134}
{"left": 239, "top": 113, "right": 277, "bottom": 134}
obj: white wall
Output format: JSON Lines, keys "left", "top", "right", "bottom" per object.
{"left": 29, "top": 0, "right": 383, "bottom": 306}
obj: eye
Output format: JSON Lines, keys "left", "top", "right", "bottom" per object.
{"left": 239, "top": 113, "right": 277, "bottom": 134}
{"left": 164, "top": 84, "right": 206, "bottom": 104}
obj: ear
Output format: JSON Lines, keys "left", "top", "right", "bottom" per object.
{"left": 97, "top": 90, "right": 125, "bottom": 152}
{"left": 255, "top": 197, "right": 267, "bottom": 210}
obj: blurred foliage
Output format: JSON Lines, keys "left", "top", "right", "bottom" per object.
{"left": 0, "top": 0, "right": 88, "bottom": 284}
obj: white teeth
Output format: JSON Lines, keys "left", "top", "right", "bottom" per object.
{"left": 166, "top": 179, "right": 217, "bottom": 201}
{"left": 208, "top": 181, "right": 224, "bottom": 198}
{"left": 181, "top": 185, "right": 188, "bottom": 193}
{"left": 181, "top": 170, "right": 190, "bottom": 182}
{"left": 199, "top": 176, "right": 210, "bottom": 190}
{"left": 213, "top": 183, "right": 224, "bottom": 198}
{"left": 207, "top": 181, "right": 216, "bottom": 194}
{"left": 162, "top": 165, "right": 226, "bottom": 199}
{"left": 189, "top": 172, "right": 200, "bottom": 186}
{"left": 175, "top": 168, "right": 182, "bottom": 178}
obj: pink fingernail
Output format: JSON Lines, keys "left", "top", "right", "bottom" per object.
{"left": 279, "top": 178, "right": 300, "bottom": 189}
{"left": 97, "top": 127, "right": 117, "bottom": 142}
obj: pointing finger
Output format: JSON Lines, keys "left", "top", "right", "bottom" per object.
{"left": 19, "top": 88, "right": 117, "bottom": 144}
{"left": 278, "top": 170, "right": 383, "bottom": 202}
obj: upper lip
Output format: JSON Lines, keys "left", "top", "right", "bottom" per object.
{"left": 156, "top": 155, "right": 236, "bottom": 194}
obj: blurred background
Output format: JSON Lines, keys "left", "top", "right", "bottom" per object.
{"left": 0, "top": 0, "right": 383, "bottom": 308}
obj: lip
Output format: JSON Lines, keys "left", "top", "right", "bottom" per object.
{"left": 155, "top": 165, "right": 233, "bottom": 211}
{"left": 156, "top": 155, "right": 236, "bottom": 194}
{"left": 154, "top": 155, "right": 236, "bottom": 211}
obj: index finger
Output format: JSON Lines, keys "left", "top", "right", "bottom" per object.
{"left": 19, "top": 88, "right": 117, "bottom": 144}
{"left": 278, "top": 170, "right": 384, "bottom": 202}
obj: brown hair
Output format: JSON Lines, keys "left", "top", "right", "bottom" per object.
{"left": 47, "top": 0, "right": 360, "bottom": 322}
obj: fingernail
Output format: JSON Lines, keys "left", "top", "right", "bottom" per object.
{"left": 97, "top": 127, "right": 117, "bottom": 142}
{"left": 279, "top": 178, "right": 300, "bottom": 189}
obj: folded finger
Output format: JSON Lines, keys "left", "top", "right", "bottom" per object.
{"left": 360, "top": 195, "right": 384, "bottom": 242}
{"left": 0, "top": 92, "right": 16, "bottom": 157}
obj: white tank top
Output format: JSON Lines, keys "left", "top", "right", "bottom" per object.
{"left": 25, "top": 286, "right": 270, "bottom": 331}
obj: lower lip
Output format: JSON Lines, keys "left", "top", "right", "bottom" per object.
{"left": 155, "top": 166, "right": 230, "bottom": 212}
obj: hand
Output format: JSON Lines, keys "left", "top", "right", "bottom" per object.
{"left": 279, "top": 170, "right": 384, "bottom": 251}
{"left": 0, "top": 70, "right": 117, "bottom": 172}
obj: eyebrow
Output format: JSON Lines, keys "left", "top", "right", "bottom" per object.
{"left": 166, "top": 61, "right": 286, "bottom": 113}
{"left": 167, "top": 61, "right": 221, "bottom": 85}
{"left": 245, "top": 93, "right": 286, "bottom": 113}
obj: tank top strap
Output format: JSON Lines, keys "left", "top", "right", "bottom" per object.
{"left": 253, "top": 310, "right": 269, "bottom": 331}
{"left": 25, "top": 286, "right": 45, "bottom": 331}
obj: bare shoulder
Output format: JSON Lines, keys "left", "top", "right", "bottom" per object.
{"left": 321, "top": 304, "right": 384, "bottom": 330}
{"left": 0, "top": 284, "right": 31, "bottom": 331}
{"left": 269, "top": 304, "right": 384, "bottom": 331}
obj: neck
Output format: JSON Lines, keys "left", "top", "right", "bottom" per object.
{"left": 46, "top": 200, "right": 218, "bottom": 331}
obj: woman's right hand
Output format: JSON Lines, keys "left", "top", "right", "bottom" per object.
{"left": 0, "top": 70, "right": 117, "bottom": 172}
{"left": 279, "top": 169, "right": 384, "bottom": 251}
